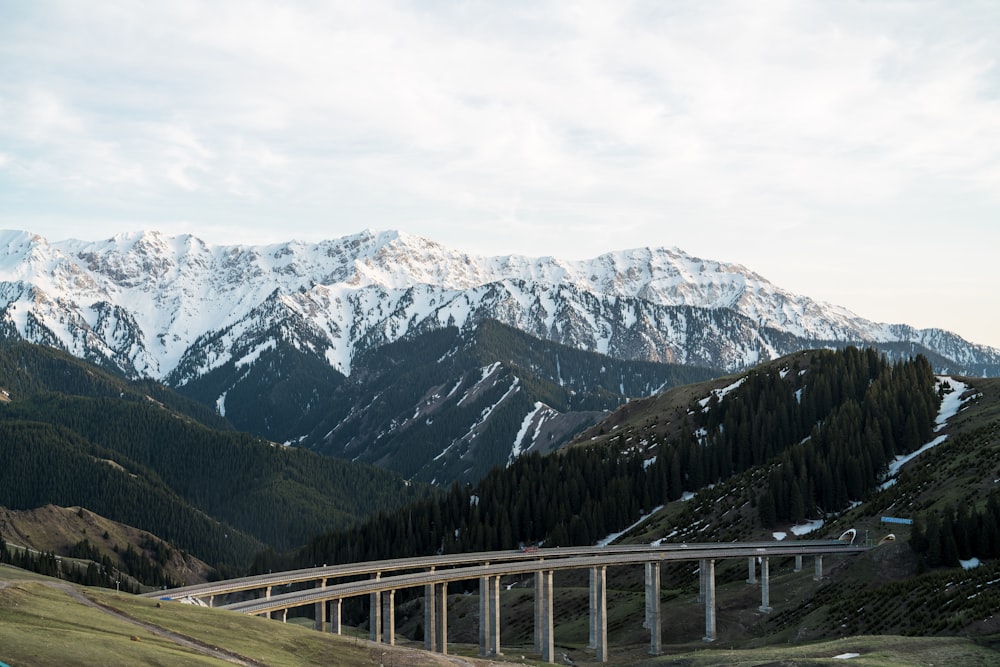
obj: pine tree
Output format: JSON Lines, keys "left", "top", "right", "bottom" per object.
{"left": 758, "top": 491, "right": 777, "bottom": 529}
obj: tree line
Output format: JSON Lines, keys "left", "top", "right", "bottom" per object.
{"left": 910, "top": 490, "right": 1000, "bottom": 568}
{"left": 257, "top": 348, "right": 940, "bottom": 573}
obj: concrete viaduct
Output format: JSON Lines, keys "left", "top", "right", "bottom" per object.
{"left": 146, "top": 540, "right": 865, "bottom": 662}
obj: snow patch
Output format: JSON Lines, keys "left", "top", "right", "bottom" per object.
{"left": 698, "top": 377, "right": 746, "bottom": 410}
{"left": 880, "top": 377, "right": 969, "bottom": 489}
{"left": 510, "top": 401, "right": 545, "bottom": 465}
{"left": 597, "top": 505, "right": 663, "bottom": 546}
{"left": 790, "top": 519, "right": 824, "bottom": 536}
{"left": 960, "top": 558, "right": 981, "bottom": 570}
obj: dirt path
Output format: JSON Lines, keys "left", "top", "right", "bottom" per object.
{"left": 52, "top": 583, "right": 267, "bottom": 666}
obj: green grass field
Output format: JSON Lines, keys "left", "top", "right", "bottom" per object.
{"left": 4, "top": 564, "right": 1000, "bottom": 666}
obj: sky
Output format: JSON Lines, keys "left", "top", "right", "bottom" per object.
{"left": 1, "top": 1, "right": 998, "bottom": 349}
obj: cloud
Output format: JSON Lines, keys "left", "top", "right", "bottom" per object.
{"left": 3, "top": 0, "right": 998, "bottom": 230}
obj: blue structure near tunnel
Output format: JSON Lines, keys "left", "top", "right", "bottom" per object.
{"left": 880, "top": 516, "right": 913, "bottom": 525}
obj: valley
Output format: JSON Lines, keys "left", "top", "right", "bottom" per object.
{"left": 2, "top": 341, "right": 998, "bottom": 664}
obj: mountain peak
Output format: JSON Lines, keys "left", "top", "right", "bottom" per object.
{"left": 0, "top": 228, "right": 994, "bottom": 385}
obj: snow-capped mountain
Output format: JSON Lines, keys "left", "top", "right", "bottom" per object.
{"left": 1, "top": 227, "right": 997, "bottom": 484}
{"left": 2, "top": 228, "right": 995, "bottom": 383}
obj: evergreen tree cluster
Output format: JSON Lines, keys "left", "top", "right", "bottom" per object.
{"left": 910, "top": 490, "right": 1000, "bottom": 567}
{"left": 1, "top": 393, "right": 428, "bottom": 550}
{"left": 267, "top": 348, "right": 940, "bottom": 571}
{"left": 755, "top": 350, "right": 938, "bottom": 526}
{"left": 0, "top": 534, "right": 143, "bottom": 592}
{"left": 0, "top": 419, "right": 265, "bottom": 569}
{"left": 0, "top": 340, "right": 430, "bottom": 571}
{"left": 262, "top": 444, "right": 654, "bottom": 572}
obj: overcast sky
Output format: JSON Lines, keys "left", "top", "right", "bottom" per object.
{"left": 1, "top": 1, "right": 998, "bottom": 348}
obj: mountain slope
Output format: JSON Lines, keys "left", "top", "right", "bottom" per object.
{"left": 0, "top": 504, "right": 215, "bottom": 588}
{"left": 295, "top": 320, "right": 718, "bottom": 483}
{"left": 278, "top": 348, "right": 1000, "bottom": 654}
{"left": 1, "top": 228, "right": 997, "bottom": 485}
{"left": 0, "top": 341, "right": 430, "bottom": 566}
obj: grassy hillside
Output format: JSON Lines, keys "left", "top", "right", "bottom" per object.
{"left": 0, "top": 505, "right": 214, "bottom": 587}
{"left": 2, "top": 565, "right": 998, "bottom": 666}
{"left": 0, "top": 565, "right": 522, "bottom": 667}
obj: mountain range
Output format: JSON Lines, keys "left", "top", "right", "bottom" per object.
{"left": 1, "top": 228, "right": 998, "bottom": 484}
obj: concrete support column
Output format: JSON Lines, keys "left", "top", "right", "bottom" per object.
{"left": 588, "top": 567, "right": 598, "bottom": 649}
{"left": 280, "top": 608, "right": 287, "bottom": 623}
{"left": 265, "top": 585, "right": 273, "bottom": 620}
{"left": 329, "top": 599, "right": 342, "bottom": 635}
{"left": 424, "top": 584, "right": 436, "bottom": 651}
{"left": 315, "top": 578, "right": 327, "bottom": 632}
{"left": 643, "top": 562, "right": 652, "bottom": 629}
{"left": 370, "top": 572, "right": 382, "bottom": 643}
{"left": 489, "top": 576, "right": 501, "bottom": 656}
{"left": 702, "top": 559, "right": 716, "bottom": 642}
{"left": 370, "top": 591, "right": 382, "bottom": 643}
{"left": 479, "top": 576, "right": 489, "bottom": 656}
{"left": 814, "top": 555, "right": 824, "bottom": 581}
{"left": 794, "top": 555, "right": 803, "bottom": 572}
{"left": 534, "top": 572, "right": 543, "bottom": 653}
{"left": 434, "top": 582, "right": 448, "bottom": 655}
{"left": 647, "top": 561, "right": 662, "bottom": 656}
{"left": 747, "top": 557, "right": 757, "bottom": 584}
{"left": 208, "top": 595, "right": 214, "bottom": 608}
{"left": 383, "top": 589, "right": 395, "bottom": 646}
{"left": 759, "top": 557, "right": 772, "bottom": 613}
{"left": 479, "top": 576, "right": 501, "bottom": 657}
{"left": 540, "top": 570, "right": 555, "bottom": 663}
{"left": 594, "top": 566, "right": 608, "bottom": 663}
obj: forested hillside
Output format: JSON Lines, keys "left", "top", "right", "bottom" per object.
{"left": 0, "top": 419, "right": 263, "bottom": 571}
{"left": 0, "top": 340, "right": 230, "bottom": 430}
{"left": 0, "top": 341, "right": 431, "bottom": 572}
{"left": 262, "top": 347, "right": 939, "bottom": 571}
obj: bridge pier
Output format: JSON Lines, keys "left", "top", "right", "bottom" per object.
{"left": 314, "top": 578, "right": 327, "bottom": 631}
{"left": 646, "top": 561, "right": 662, "bottom": 656}
{"left": 539, "top": 570, "right": 555, "bottom": 663}
{"left": 534, "top": 572, "right": 543, "bottom": 653}
{"left": 382, "top": 589, "right": 395, "bottom": 645}
{"left": 795, "top": 554, "right": 803, "bottom": 572}
{"left": 588, "top": 566, "right": 608, "bottom": 662}
{"left": 370, "top": 590, "right": 381, "bottom": 642}
{"left": 814, "top": 555, "right": 824, "bottom": 580}
{"left": 589, "top": 568, "right": 598, "bottom": 648}
{"left": 433, "top": 582, "right": 448, "bottom": 654}
{"left": 329, "top": 599, "right": 341, "bottom": 635}
{"left": 747, "top": 556, "right": 757, "bottom": 584}
{"left": 759, "top": 557, "right": 772, "bottom": 613}
{"left": 479, "top": 575, "right": 501, "bottom": 656}
{"left": 702, "top": 559, "right": 716, "bottom": 642}
{"left": 424, "top": 584, "right": 435, "bottom": 651}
